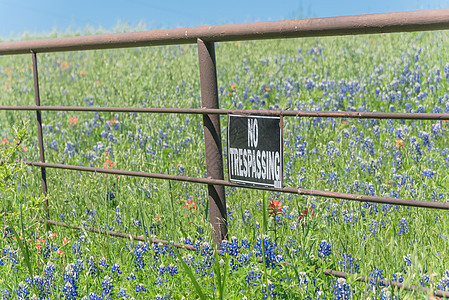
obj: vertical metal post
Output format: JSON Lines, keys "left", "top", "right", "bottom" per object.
{"left": 197, "top": 39, "right": 228, "bottom": 247}
{"left": 31, "top": 50, "right": 49, "bottom": 221}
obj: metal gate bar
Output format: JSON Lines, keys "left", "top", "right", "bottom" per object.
{"left": 1, "top": 105, "right": 449, "bottom": 120}
{"left": 25, "top": 161, "right": 449, "bottom": 211}
{"left": 31, "top": 51, "right": 49, "bottom": 221}
{"left": 197, "top": 39, "right": 228, "bottom": 246}
{"left": 1, "top": 9, "right": 449, "bottom": 55}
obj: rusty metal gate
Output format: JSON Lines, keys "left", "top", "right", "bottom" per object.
{"left": 1, "top": 8, "right": 449, "bottom": 297}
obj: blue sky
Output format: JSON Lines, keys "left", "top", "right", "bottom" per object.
{"left": 0, "top": 0, "right": 448, "bottom": 39}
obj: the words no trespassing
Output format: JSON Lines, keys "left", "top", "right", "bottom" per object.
{"left": 228, "top": 118, "right": 281, "bottom": 182}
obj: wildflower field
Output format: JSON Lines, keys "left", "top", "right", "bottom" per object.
{"left": 1, "top": 29, "right": 449, "bottom": 299}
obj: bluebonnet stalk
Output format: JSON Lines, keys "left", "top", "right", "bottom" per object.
{"left": 398, "top": 218, "right": 408, "bottom": 236}
{"left": 339, "top": 253, "right": 359, "bottom": 274}
{"left": 2, "top": 289, "right": 12, "bottom": 300}
{"left": 261, "top": 281, "right": 277, "bottom": 299}
{"left": 101, "top": 276, "right": 113, "bottom": 299}
{"left": 318, "top": 240, "right": 332, "bottom": 258}
{"left": 1, "top": 289, "right": 11, "bottom": 300}
{"left": 111, "top": 264, "right": 122, "bottom": 275}
{"left": 420, "top": 274, "right": 430, "bottom": 287}
{"left": 16, "top": 282, "right": 29, "bottom": 300}
{"left": 392, "top": 273, "right": 404, "bottom": 283}
{"left": 368, "top": 267, "right": 384, "bottom": 294}
{"left": 404, "top": 254, "right": 412, "bottom": 267}
{"left": 62, "top": 262, "right": 82, "bottom": 300}
{"left": 437, "top": 270, "right": 449, "bottom": 291}
{"left": 245, "top": 271, "right": 262, "bottom": 286}
{"left": 254, "top": 235, "right": 284, "bottom": 268}
{"left": 98, "top": 258, "right": 109, "bottom": 272}
{"left": 332, "top": 278, "right": 352, "bottom": 300}
{"left": 88, "top": 257, "right": 98, "bottom": 275}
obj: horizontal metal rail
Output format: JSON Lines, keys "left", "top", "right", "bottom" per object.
{"left": 1, "top": 9, "right": 449, "bottom": 55}
{"left": 2, "top": 106, "right": 449, "bottom": 120}
{"left": 25, "top": 161, "right": 449, "bottom": 210}
{"left": 40, "top": 219, "right": 197, "bottom": 250}
{"left": 39, "top": 218, "right": 449, "bottom": 298}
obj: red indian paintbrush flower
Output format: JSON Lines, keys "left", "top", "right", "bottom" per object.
{"left": 69, "top": 116, "right": 79, "bottom": 125}
{"left": 267, "top": 200, "right": 283, "bottom": 217}
{"left": 394, "top": 138, "right": 404, "bottom": 149}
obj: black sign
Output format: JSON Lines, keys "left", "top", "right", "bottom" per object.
{"left": 227, "top": 114, "right": 283, "bottom": 188}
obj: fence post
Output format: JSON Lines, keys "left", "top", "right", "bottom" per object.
{"left": 31, "top": 51, "right": 49, "bottom": 222}
{"left": 197, "top": 39, "right": 228, "bottom": 247}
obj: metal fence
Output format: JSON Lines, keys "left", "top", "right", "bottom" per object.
{"left": 1, "top": 8, "right": 449, "bottom": 297}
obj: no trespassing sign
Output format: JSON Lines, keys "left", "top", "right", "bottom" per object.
{"left": 227, "top": 114, "right": 283, "bottom": 188}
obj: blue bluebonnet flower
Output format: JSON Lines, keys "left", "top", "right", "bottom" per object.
{"left": 298, "top": 272, "right": 308, "bottom": 287}
{"left": 243, "top": 209, "right": 251, "bottom": 224}
{"left": 115, "top": 206, "right": 122, "bottom": 225}
{"left": 1, "top": 289, "right": 11, "bottom": 300}
{"left": 261, "top": 281, "right": 277, "bottom": 299}
{"left": 342, "top": 210, "right": 358, "bottom": 225}
{"left": 422, "top": 168, "right": 436, "bottom": 179}
{"left": 318, "top": 240, "right": 332, "bottom": 258}
{"left": 2, "top": 246, "right": 18, "bottom": 269}
{"left": 254, "top": 235, "right": 284, "bottom": 269}
{"left": 220, "top": 236, "right": 241, "bottom": 256}
{"left": 332, "top": 278, "right": 352, "bottom": 300}
{"left": 368, "top": 220, "right": 378, "bottom": 237}
{"left": 155, "top": 295, "right": 165, "bottom": 300}
{"left": 32, "top": 275, "right": 51, "bottom": 300}
{"left": 116, "top": 288, "right": 128, "bottom": 300}
{"left": 64, "top": 141, "right": 77, "bottom": 157}
{"left": 245, "top": 271, "right": 262, "bottom": 286}
{"left": 368, "top": 267, "right": 385, "bottom": 294}
{"left": 392, "top": 272, "right": 404, "bottom": 283}
{"left": 136, "top": 283, "right": 146, "bottom": 293}
{"left": 420, "top": 274, "right": 430, "bottom": 287}
{"left": 111, "top": 264, "right": 122, "bottom": 275}
{"left": 380, "top": 287, "right": 391, "bottom": 300}
{"left": 72, "top": 241, "right": 81, "bottom": 258}
{"left": 437, "top": 271, "right": 449, "bottom": 291}
{"left": 98, "top": 258, "right": 109, "bottom": 272}
{"left": 62, "top": 262, "right": 82, "bottom": 300}
{"left": 134, "top": 242, "right": 147, "bottom": 271}
{"left": 88, "top": 257, "right": 98, "bottom": 275}
{"left": 404, "top": 254, "right": 412, "bottom": 266}
{"left": 339, "top": 253, "right": 359, "bottom": 274}
{"left": 166, "top": 264, "right": 178, "bottom": 276}
{"left": 62, "top": 282, "right": 77, "bottom": 300}
{"left": 16, "top": 282, "right": 30, "bottom": 300}
{"left": 127, "top": 273, "right": 136, "bottom": 280}
{"left": 44, "top": 262, "right": 56, "bottom": 290}
{"left": 49, "top": 140, "right": 58, "bottom": 151}
{"left": 101, "top": 275, "right": 113, "bottom": 298}
{"left": 88, "top": 293, "right": 102, "bottom": 300}
{"left": 398, "top": 218, "right": 408, "bottom": 236}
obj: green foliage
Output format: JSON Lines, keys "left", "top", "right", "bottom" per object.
{"left": 0, "top": 122, "right": 27, "bottom": 193}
